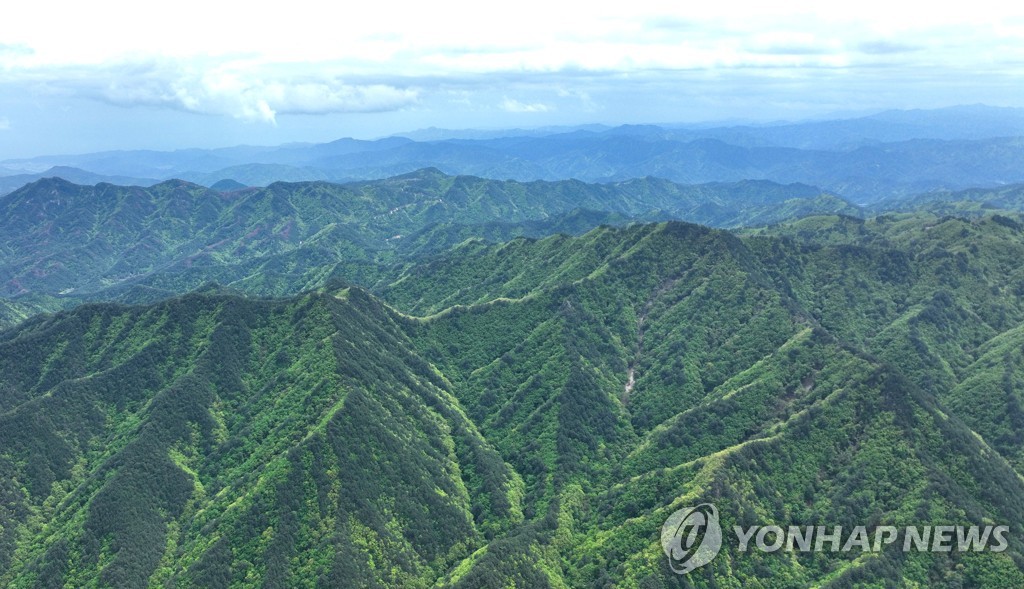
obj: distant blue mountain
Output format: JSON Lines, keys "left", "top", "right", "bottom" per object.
{"left": 0, "top": 166, "right": 159, "bottom": 195}
{"left": 4, "top": 105, "right": 1024, "bottom": 202}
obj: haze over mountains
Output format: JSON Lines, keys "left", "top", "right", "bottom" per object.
{"left": 5, "top": 105, "right": 1024, "bottom": 203}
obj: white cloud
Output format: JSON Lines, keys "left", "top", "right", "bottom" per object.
{"left": 53, "top": 61, "right": 420, "bottom": 123}
{"left": 501, "top": 98, "right": 552, "bottom": 113}
{"left": 0, "top": 117, "right": 9, "bottom": 130}
{"left": 4, "top": 2, "right": 1023, "bottom": 76}
{"left": 0, "top": 43, "right": 33, "bottom": 56}
{"left": 1, "top": 0, "right": 1023, "bottom": 136}
{"left": 263, "top": 82, "right": 419, "bottom": 116}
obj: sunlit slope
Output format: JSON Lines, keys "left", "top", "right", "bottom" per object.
{"left": 3, "top": 218, "right": 1024, "bottom": 586}
{"left": 388, "top": 222, "right": 1024, "bottom": 586}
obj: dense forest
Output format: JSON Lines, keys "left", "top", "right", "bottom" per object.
{"left": 2, "top": 169, "right": 1024, "bottom": 586}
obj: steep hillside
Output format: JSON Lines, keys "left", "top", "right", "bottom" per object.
{"left": 743, "top": 213, "right": 1024, "bottom": 474}
{"left": 4, "top": 222, "right": 1023, "bottom": 586}
{"left": 0, "top": 289, "right": 523, "bottom": 588}
{"left": 382, "top": 220, "right": 1024, "bottom": 585}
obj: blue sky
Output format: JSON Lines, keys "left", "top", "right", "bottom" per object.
{"left": 2, "top": 1, "right": 1023, "bottom": 159}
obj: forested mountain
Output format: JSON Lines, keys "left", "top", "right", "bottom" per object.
{"left": 0, "top": 298, "right": 35, "bottom": 327}
{"left": 0, "top": 171, "right": 851, "bottom": 321}
{"left": 11, "top": 168, "right": 1024, "bottom": 331}
{"left": 0, "top": 167, "right": 159, "bottom": 197}
{"left": 3, "top": 209, "right": 1024, "bottom": 586}
{"left": 0, "top": 289, "right": 525, "bottom": 588}
{"left": 873, "top": 183, "right": 1024, "bottom": 216}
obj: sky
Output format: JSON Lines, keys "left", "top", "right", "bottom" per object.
{"left": 2, "top": 0, "right": 1024, "bottom": 159}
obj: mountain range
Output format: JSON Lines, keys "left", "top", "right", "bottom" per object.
{"left": 4, "top": 105, "right": 1024, "bottom": 203}
{"left": 3, "top": 117, "right": 1024, "bottom": 586}
{"left": 3, "top": 211, "right": 1024, "bottom": 586}
{"left": 0, "top": 171, "right": 857, "bottom": 317}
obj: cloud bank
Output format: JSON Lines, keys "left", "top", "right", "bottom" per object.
{"left": 501, "top": 98, "right": 552, "bottom": 113}
{"left": 31, "top": 62, "right": 418, "bottom": 123}
{"left": 0, "top": 1, "right": 1022, "bottom": 157}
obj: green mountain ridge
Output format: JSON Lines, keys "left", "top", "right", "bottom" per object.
{"left": 0, "top": 171, "right": 853, "bottom": 326}
{"left": 4, "top": 217, "right": 1024, "bottom": 586}
{"left": 873, "top": 183, "right": 1024, "bottom": 217}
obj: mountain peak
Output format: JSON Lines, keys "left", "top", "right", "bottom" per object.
{"left": 8, "top": 176, "right": 84, "bottom": 198}
{"left": 397, "top": 166, "right": 449, "bottom": 178}
{"left": 150, "top": 178, "right": 207, "bottom": 190}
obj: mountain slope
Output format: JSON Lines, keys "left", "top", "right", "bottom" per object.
{"left": 385, "top": 222, "right": 1024, "bottom": 586}
{"left": 3, "top": 207, "right": 1024, "bottom": 586}
{"left": 0, "top": 289, "right": 523, "bottom": 588}
{"left": 874, "top": 183, "right": 1024, "bottom": 216}
{"left": 0, "top": 166, "right": 159, "bottom": 197}
{"left": 0, "top": 172, "right": 851, "bottom": 309}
